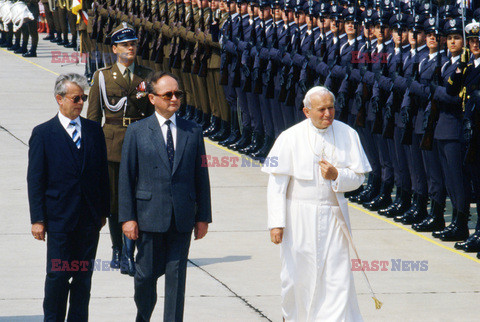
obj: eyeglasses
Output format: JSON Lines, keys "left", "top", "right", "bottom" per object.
{"left": 152, "top": 90, "right": 184, "bottom": 100}
{"left": 65, "top": 94, "right": 88, "bottom": 104}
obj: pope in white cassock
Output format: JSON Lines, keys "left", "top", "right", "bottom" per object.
{"left": 262, "top": 86, "right": 372, "bottom": 322}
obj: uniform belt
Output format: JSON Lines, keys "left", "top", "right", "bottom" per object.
{"left": 105, "top": 117, "right": 142, "bottom": 127}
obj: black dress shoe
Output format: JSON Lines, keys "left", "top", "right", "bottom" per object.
{"left": 250, "top": 135, "right": 274, "bottom": 159}
{"left": 229, "top": 128, "right": 252, "bottom": 151}
{"left": 401, "top": 206, "right": 428, "bottom": 225}
{"left": 14, "top": 47, "right": 27, "bottom": 54}
{"left": 379, "top": 188, "right": 412, "bottom": 218}
{"left": 350, "top": 184, "right": 371, "bottom": 203}
{"left": 354, "top": 179, "right": 381, "bottom": 204}
{"left": 50, "top": 36, "right": 62, "bottom": 43}
{"left": 8, "top": 44, "right": 20, "bottom": 51}
{"left": 432, "top": 225, "right": 453, "bottom": 238}
{"left": 413, "top": 216, "right": 445, "bottom": 232}
{"left": 200, "top": 113, "right": 211, "bottom": 131}
{"left": 239, "top": 131, "right": 264, "bottom": 155}
{"left": 220, "top": 130, "right": 241, "bottom": 147}
{"left": 363, "top": 183, "right": 393, "bottom": 211}
{"left": 203, "top": 115, "right": 219, "bottom": 136}
{"left": 435, "top": 210, "right": 469, "bottom": 241}
{"left": 57, "top": 39, "right": 69, "bottom": 46}
{"left": 432, "top": 208, "right": 457, "bottom": 238}
{"left": 439, "top": 223, "right": 469, "bottom": 241}
{"left": 110, "top": 247, "right": 121, "bottom": 269}
{"left": 412, "top": 200, "right": 445, "bottom": 232}
{"left": 395, "top": 193, "right": 426, "bottom": 223}
{"left": 209, "top": 121, "right": 230, "bottom": 142}
{"left": 43, "top": 34, "right": 55, "bottom": 41}
{"left": 64, "top": 41, "right": 77, "bottom": 49}
{"left": 22, "top": 50, "right": 37, "bottom": 57}
{"left": 345, "top": 186, "right": 363, "bottom": 199}
{"left": 0, "top": 41, "right": 12, "bottom": 48}
{"left": 454, "top": 231, "right": 480, "bottom": 252}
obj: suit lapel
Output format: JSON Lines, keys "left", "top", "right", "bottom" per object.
{"left": 79, "top": 118, "right": 90, "bottom": 174}
{"left": 172, "top": 118, "right": 189, "bottom": 175}
{"left": 148, "top": 116, "right": 171, "bottom": 171}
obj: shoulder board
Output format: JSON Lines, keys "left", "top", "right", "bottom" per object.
{"left": 99, "top": 65, "right": 112, "bottom": 71}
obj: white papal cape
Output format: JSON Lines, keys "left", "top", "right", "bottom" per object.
{"left": 262, "top": 119, "right": 371, "bottom": 322}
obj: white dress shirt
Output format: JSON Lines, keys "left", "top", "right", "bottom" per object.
{"left": 58, "top": 112, "right": 81, "bottom": 140}
{"left": 474, "top": 56, "right": 480, "bottom": 68}
{"left": 155, "top": 112, "right": 177, "bottom": 149}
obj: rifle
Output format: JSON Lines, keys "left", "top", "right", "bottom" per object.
{"left": 319, "top": 4, "right": 327, "bottom": 61}
{"left": 191, "top": 2, "right": 205, "bottom": 75}
{"left": 284, "top": 0, "right": 302, "bottom": 106}
{"left": 231, "top": 1, "right": 245, "bottom": 87}
{"left": 220, "top": 0, "right": 233, "bottom": 85}
{"left": 241, "top": 2, "right": 257, "bottom": 93}
{"left": 401, "top": 0, "right": 419, "bottom": 145}
{"left": 137, "top": 0, "right": 152, "bottom": 61}
{"left": 252, "top": 0, "right": 268, "bottom": 94}
{"left": 198, "top": 5, "right": 215, "bottom": 77}
{"left": 265, "top": 0, "right": 280, "bottom": 98}
{"left": 420, "top": 9, "right": 442, "bottom": 150}
{"left": 355, "top": 1, "right": 372, "bottom": 128}
{"left": 171, "top": 1, "right": 187, "bottom": 69}
{"left": 382, "top": 39, "right": 404, "bottom": 138}
{"left": 277, "top": 0, "right": 292, "bottom": 102}
{"left": 182, "top": 0, "right": 196, "bottom": 72}
{"left": 91, "top": 0, "right": 100, "bottom": 40}
{"left": 303, "top": 0, "right": 317, "bottom": 90}
{"left": 168, "top": 0, "right": 181, "bottom": 68}
{"left": 371, "top": 11, "right": 389, "bottom": 134}
{"left": 339, "top": 2, "right": 360, "bottom": 123}
{"left": 153, "top": 0, "right": 169, "bottom": 64}
{"left": 464, "top": 101, "right": 480, "bottom": 164}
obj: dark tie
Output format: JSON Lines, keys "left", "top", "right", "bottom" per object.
{"left": 165, "top": 120, "right": 174, "bottom": 168}
{"left": 69, "top": 120, "right": 81, "bottom": 149}
{"left": 124, "top": 68, "right": 131, "bottom": 86}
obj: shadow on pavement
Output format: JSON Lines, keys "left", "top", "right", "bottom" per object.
{"left": 0, "top": 316, "right": 43, "bottom": 321}
{"left": 189, "top": 255, "right": 251, "bottom": 267}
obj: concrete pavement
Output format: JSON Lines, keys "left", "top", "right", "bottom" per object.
{"left": 0, "top": 38, "right": 479, "bottom": 322}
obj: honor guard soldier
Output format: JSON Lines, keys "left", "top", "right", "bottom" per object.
{"left": 248, "top": 0, "right": 280, "bottom": 159}
{"left": 87, "top": 23, "right": 154, "bottom": 276}
{"left": 388, "top": 13, "right": 430, "bottom": 224}
{"left": 218, "top": 0, "right": 244, "bottom": 148}
{"left": 376, "top": 12, "right": 412, "bottom": 219}
{"left": 445, "top": 20, "right": 480, "bottom": 251}
{"left": 411, "top": 17, "right": 468, "bottom": 238}
{"left": 404, "top": 12, "right": 449, "bottom": 231}
{"left": 223, "top": 0, "right": 253, "bottom": 151}
{"left": 203, "top": 0, "right": 232, "bottom": 143}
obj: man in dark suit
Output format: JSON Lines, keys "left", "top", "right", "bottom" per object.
{"left": 119, "top": 71, "right": 212, "bottom": 322}
{"left": 27, "top": 73, "right": 109, "bottom": 321}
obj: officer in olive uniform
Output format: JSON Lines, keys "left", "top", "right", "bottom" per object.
{"left": 87, "top": 23, "right": 154, "bottom": 276}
